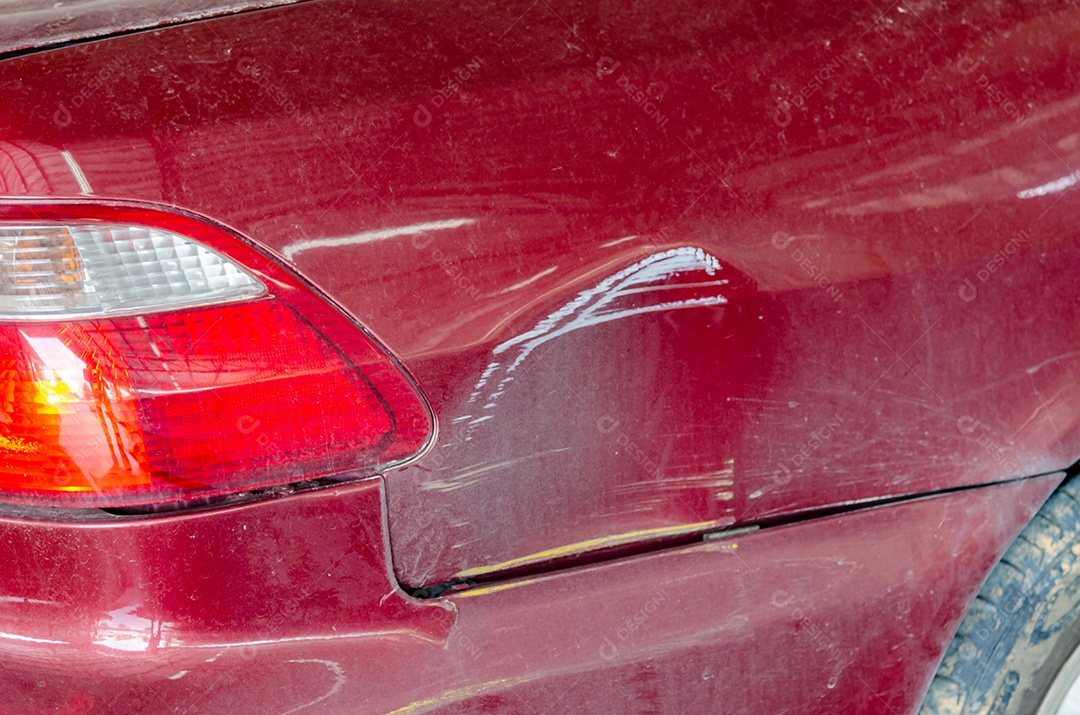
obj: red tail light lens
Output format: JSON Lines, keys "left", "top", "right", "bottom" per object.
{"left": 0, "top": 202, "right": 433, "bottom": 507}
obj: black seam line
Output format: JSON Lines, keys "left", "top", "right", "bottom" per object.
{"left": 406, "top": 465, "right": 1076, "bottom": 599}
{"left": 0, "top": 0, "right": 314, "bottom": 63}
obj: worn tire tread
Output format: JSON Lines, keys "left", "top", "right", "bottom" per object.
{"left": 920, "top": 477, "right": 1080, "bottom": 715}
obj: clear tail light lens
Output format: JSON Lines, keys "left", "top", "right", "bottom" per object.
{"left": 0, "top": 202, "right": 433, "bottom": 507}
{"left": 0, "top": 222, "right": 264, "bottom": 317}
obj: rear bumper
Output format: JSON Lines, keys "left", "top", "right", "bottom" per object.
{"left": 0, "top": 473, "right": 1061, "bottom": 714}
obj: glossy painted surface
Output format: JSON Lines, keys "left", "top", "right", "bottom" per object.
{"left": 0, "top": 473, "right": 1060, "bottom": 713}
{"left": 2, "top": 0, "right": 1079, "bottom": 586}
{"left": 1, "top": 3, "right": 1080, "bottom": 711}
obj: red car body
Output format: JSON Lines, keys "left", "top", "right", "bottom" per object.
{"left": 0, "top": 1, "right": 1078, "bottom": 712}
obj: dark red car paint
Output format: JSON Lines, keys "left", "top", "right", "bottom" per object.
{"left": 0, "top": 475, "right": 1062, "bottom": 713}
{"left": 0, "top": 0, "right": 1078, "bottom": 711}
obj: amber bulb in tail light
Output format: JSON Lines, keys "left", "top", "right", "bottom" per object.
{"left": 0, "top": 202, "right": 433, "bottom": 507}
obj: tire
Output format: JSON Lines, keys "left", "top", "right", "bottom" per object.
{"left": 920, "top": 475, "right": 1080, "bottom": 715}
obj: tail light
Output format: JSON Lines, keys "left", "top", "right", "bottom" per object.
{"left": 0, "top": 202, "right": 433, "bottom": 508}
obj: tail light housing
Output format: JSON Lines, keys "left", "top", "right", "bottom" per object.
{"left": 0, "top": 202, "right": 433, "bottom": 508}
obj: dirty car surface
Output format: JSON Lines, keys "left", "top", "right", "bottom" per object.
{"left": 1, "top": 1, "right": 1079, "bottom": 713}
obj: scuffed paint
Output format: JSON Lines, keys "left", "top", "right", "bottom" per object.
{"left": 455, "top": 520, "right": 728, "bottom": 580}
{"left": 456, "top": 246, "right": 728, "bottom": 444}
{"left": 0, "top": 0, "right": 304, "bottom": 55}
{"left": 421, "top": 448, "right": 571, "bottom": 493}
{"left": 385, "top": 676, "right": 543, "bottom": 715}
{"left": 280, "top": 659, "right": 347, "bottom": 715}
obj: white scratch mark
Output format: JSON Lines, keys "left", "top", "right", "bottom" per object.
{"left": 279, "top": 659, "right": 346, "bottom": 715}
{"left": 282, "top": 218, "right": 475, "bottom": 259}
{"left": 60, "top": 150, "right": 92, "bottom": 194}
{"left": 1017, "top": 172, "right": 1080, "bottom": 199}
{"left": 497, "top": 265, "right": 558, "bottom": 294}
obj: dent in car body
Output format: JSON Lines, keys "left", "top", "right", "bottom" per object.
{"left": 1, "top": 0, "right": 1078, "bottom": 585}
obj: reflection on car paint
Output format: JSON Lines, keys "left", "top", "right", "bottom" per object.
{"left": 281, "top": 218, "right": 476, "bottom": 260}
{"left": 461, "top": 246, "right": 728, "bottom": 434}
